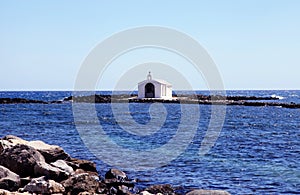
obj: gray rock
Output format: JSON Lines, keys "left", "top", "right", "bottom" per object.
{"left": 0, "top": 144, "right": 45, "bottom": 177}
{"left": 50, "top": 160, "right": 74, "bottom": 175}
{"left": 0, "top": 189, "right": 32, "bottom": 195}
{"left": 0, "top": 135, "right": 28, "bottom": 153}
{"left": 105, "top": 168, "right": 127, "bottom": 182}
{"left": 118, "top": 185, "right": 130, "bottom": 194}
{"left": 0, "top": 165, "right": 21, "bottom": 191}
{"left": 62, "top": 173, "right": 100, "bottom": 195}
{"left": 109, "top": 186, "right": 118, "bottom": 194}
{"left": 186, "top": 189, "right": 231, "bottom": 195}
{"left": 2, "top": 135, "right": 29, "bottom": 145}
{"left": 28, "top": 141, "right": 70, "bottom": 163}
{"left": 0, "top": 135, "right": 70, "bottom": 163}
{"left": 145, "top": 184, "right": 175, "bottom": 195}
{"left": 34, "top": 161, "right": 68, "bottom": 181}
{"left": 0, "top": 140, "right": 13, "bottom": 153}
{"left": 78, "top": 192, "right": 95, "bottom": 195}
{"left": 67, "top": 158, "right": 97, "bottom": 173}
{"left": 23, "top": 176, "right": 65, "bottom": 194}
{"left": 140, "top": 191, "right": 155, "bottom": 195}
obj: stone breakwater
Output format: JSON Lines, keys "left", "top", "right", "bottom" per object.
{"left": 0, "top": 135, "right": 230, "bottom": 195}
{"left": 1, "top": 94, "right": 299, "bottom": 109}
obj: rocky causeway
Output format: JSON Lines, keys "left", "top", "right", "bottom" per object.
{"left": 0, "top": 94, "right": 299, "bottom": 109}
{"left": 0, "top": 135, "right": 230, "bottom": 195}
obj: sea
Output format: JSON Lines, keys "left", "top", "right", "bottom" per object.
{"left": 0, "top": 90, "right": 299, "bottom": 194}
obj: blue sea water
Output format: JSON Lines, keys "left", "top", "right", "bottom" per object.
{"left": 0, "top": 90, "right": 299, "bottom": 194}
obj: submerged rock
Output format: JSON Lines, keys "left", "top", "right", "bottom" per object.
{"left": 0, "top": 165, "right": 21, "bottom": 191}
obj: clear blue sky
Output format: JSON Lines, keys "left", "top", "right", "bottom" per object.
{"left": 1, "top": 0, "right": 299, "bottom": 90}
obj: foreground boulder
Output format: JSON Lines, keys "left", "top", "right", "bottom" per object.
{"left": 28, "top": 140, "right": 70, "bottom": 163}
{"left": 0, "top": 144, "right": 45, "bottom": 177}
{"left": 51, "top": 159, "right": 74, "bottom": 175}
{"left": 0, "top": 165, "right": 21, "bottom": 191}
{"left": 186, "top": 189, "right": 231, "bottom": 195}
{"left": 23, "top": 176, "right": 65, "bottom": 194}
{"left": 61, "top": 172, "right": 100, "bottom": 195}
{"left": 34, "top": 161, "right": 69, "bottom": 181}
{"left": 0, "top": 135, "right": 70, "bottom": 163}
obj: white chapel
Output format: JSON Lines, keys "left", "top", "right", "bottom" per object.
{"left": 138, "top": 72, "right": 173, "bottom": 99}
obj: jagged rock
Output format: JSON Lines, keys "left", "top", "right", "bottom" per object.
{"left": 0, "top": 165, "right": 21, "bottom": 191}
{"left": 67, "top": 158, "right": 97, "bottom": 173}
{"left": 104, "top": 178, "right": 135, "bottom": 188}
{"left": 0, "top": 135, "right": 27, "bottom": 153}
{"left": 1, "top": 135, "right": 28, "bottom": 144}
{"left": 140, "top": 191, "right": 155, "bottom": 195}
{"left": 28, "top": 141, "right": 70, "bottom": 163}
{"left": 51, "top": 160, "right": 74, "bottom": 175}
{"left": 23, "top": 176, "right": 65, "bottom": 194}
{"left": 186, "top": 189, "right": 231, "bottom": 195}
{"left": 62, "top": 173, "right": 100, "bottom": 195}
{"left": 109, "top": 186, "right": 118, "bottom": 194}
{"left": 103, "top": 169, "right": 135, "bottom": 194}
{"left": 118, "top": 185, "right": 130, "bottom": 194}
{"left": 97, "top": 181, "right": 108, "bottom": 194}
{"left": 145, "top": 184, "right": 175, "bottom": 195}
{"left": 73, "top": 169, "right": 99, "bottom": 178}
{"left": 0, "top": 140, "right": 11, "bottom": 153}
{"left": 34, "top": 161, "right": 68, "bottom": 181}
{"left": 0, "top": 189, "right": 32, "bottom": 195}
{"left": 1, "top": 135, "right": 28, "bottom": 146}
{"left": 0, "top": 135, "right": 70, "bottom": 163}
{"left": 139, "top": 191, "right": 163, "bottom": 195}
{"left": 78, "top": 192, "right": 95, "bottom": 195}
{"left": 0, "top": 144, "right": 45, "bottom": 177}
{"left": 105, "top": 168, "right": 127, "bottom": 182}
{"left": 0, "top": 98, "right": 47, "bottom": 104}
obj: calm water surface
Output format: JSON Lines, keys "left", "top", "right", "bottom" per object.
{"left": 0, "top": 91, "right": 299, "bottom": 194}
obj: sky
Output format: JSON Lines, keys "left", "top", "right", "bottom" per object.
{"left": 0, "top": 0, "right": 299, "bottom": 90}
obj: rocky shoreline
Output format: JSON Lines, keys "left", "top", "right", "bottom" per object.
{"left": 0, "top": 135, "right": 230, "bottom": 195}
{"left": 0, "top": 94, "right": 299, "bottom": 109}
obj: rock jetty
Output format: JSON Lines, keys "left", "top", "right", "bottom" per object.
{"left": 1, "top": 94, "right": 299, "bottom": 109}
{"left": 0, "top": 135, "right": 230, "bottom": 195}
{"left": 0, "top": 98, "right": 47, "bottom": 104}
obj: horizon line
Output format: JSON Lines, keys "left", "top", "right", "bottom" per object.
{"left": 0, "top": 88, "right": 299, "bottom": 92}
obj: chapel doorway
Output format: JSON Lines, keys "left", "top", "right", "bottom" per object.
{"left": 145, "top": 83, "right": 155, "bottom": 98}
